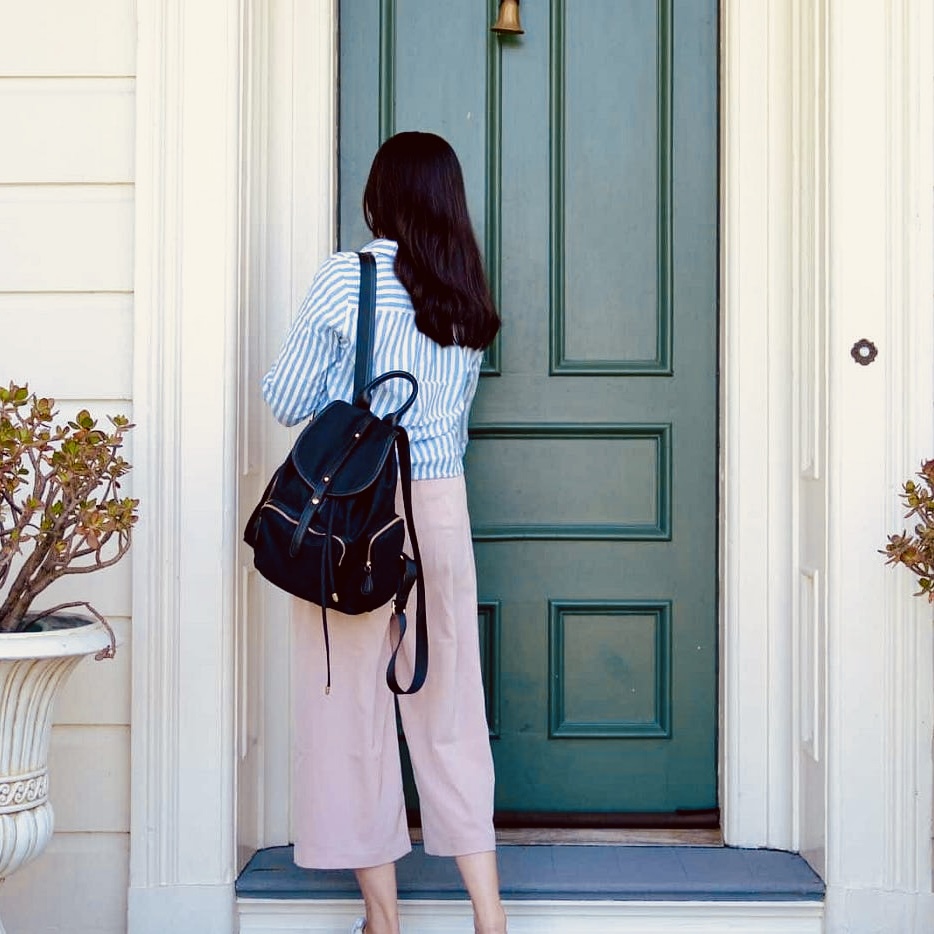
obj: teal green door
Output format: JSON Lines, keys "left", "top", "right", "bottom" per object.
{"left": 340, "top": 0, "right": 718, "bottom": 821}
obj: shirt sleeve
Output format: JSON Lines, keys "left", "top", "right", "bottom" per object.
{"left": 458, "top": 351, "right": 483, "bottom": 451}
{"left": 261, "top": 253, "right": 356, "bottom": 426}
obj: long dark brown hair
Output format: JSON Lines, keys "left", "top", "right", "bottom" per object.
{"left": 363, "top": 132, "right": 500, "bottom": 350}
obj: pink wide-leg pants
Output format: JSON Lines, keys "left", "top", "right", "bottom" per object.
{"left": 291, "top": 475, "right": 496, "bottom": 869}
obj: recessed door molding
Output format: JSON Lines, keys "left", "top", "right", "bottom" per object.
{"left": 548, "top": 0, "right": 673, "bottom": 376}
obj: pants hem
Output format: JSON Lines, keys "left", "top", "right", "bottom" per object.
{"left": 422, "top": 837, "right": 497, "bottom": 859}
{"left": 293, "top": 839, "right": 413, "bottom": 871}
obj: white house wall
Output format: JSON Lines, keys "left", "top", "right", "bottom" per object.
{"left": 0, "top": 2, "right": 137, "bottom": 933}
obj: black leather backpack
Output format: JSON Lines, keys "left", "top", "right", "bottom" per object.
{"left": 244, "top": 253, "right": 427, "bottom": 695}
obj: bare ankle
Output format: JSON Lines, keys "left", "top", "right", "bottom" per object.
{"left": 473, "top": 903, "right": 507, "bottom": 934}
{"left": 354, "top": 861, "right": 400, "bottom": 934}
{"left": 361, "top": 912, "right": 400, "bottom": 934}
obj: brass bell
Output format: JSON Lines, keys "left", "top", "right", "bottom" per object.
{"left": 491, "top": 0, "right": 524, "bottom": 35}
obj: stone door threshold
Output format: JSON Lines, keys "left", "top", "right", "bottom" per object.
{"left": 442, "top": 827, "right": 724, "bottom": 846}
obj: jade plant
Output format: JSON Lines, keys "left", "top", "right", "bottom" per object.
{"left": 0, "top": 383, "right": 138, "bottom": 649}
{"left": 881, "top": 458, "right": 934, "bottom": 603}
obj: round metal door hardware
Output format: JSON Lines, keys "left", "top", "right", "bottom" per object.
{"left": 850, "top": 339, "right": 878, "bottom": 366}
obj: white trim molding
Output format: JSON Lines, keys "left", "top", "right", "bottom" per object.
{"left": 722, "top": 5, "right": 934, "bottom": 930}
{"left": 790, "top": 0, "right": 831, "bottom": 880}
{"left": 823, "top": 0, "right": 934, "bottom": 930}
{"left": 720, "top": 0, "right": 797, "bottom": 852}
{"left": 235, "top": 0, "right": 339, "bottom": 861}
{"left": 130, "top": 1, "right": 242, "bottom": 931}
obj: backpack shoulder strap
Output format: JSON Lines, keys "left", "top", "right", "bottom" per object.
{"left": 385, "top": 428, "right": 429, "bottom": 695}
{"left": 353, "top": 252, "right": 377, "bottom": 402}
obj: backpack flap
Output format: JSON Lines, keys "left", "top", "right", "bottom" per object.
{"left": 291, "top": 401, "right": 396, "bottom": 495}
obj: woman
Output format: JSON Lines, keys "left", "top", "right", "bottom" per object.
{"left": 262, "top": 132, "right": 507, "bottom": 934}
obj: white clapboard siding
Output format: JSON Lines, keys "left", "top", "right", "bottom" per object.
{"left": 0, "top": 293, "right": 134, "bottom": 397}
{"left": 0, "top": 186, "right": 134, "bottom": 291}
{"left": 0, "top": 832, "right": 128, "bottom": 933}
{"left": 0, "top": 1, "right": 136, "bottom": 77}
{"left": 0, "top": 78, "right": 135, "bottom": 182}
{"left": 0, "top": 4, "right": 136, "bottom": 931}
{"left": 49, "top": 724, "right": 130, "bottom": 832}
{"left": 54, "top": 619, "right": 131, "bottom": 725}
{"left": 40, "top": 562, "right": 133, "bottom": 619}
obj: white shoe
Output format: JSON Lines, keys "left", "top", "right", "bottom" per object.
{"left": 350, "top": 919, "right": 366, "bottom": 933}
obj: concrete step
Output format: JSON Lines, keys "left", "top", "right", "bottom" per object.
{"left": 237, "top": 844, "right": 824, "bottom": 933}
{"left": 239, "top": 897, "right": 823, "bottom": 933}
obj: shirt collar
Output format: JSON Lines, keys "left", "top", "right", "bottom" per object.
{"left": 362, "top": 237, "right": 398, "bottom": 257}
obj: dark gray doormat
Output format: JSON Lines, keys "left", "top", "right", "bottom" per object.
{"left": 237, "top": 845, "right": 824, "bottom": 902}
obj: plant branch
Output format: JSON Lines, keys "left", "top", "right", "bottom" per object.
{"left": 26, "top": 601, "right": 116, "bottom": 660}
{"left": 58, "top": 540, "right": 131, "bottom": 575}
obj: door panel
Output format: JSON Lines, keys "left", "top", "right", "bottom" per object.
{"left": 557, "top": 0, "right": 667, "bottom": 373}
{"left": 340, "top": 0, "right": 718, "bottom": 820}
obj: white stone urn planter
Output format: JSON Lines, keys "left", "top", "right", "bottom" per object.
{"left": 0, "top": 617, "right": 111, "bottom": 933}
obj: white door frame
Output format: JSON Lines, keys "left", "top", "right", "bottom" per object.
{"left": 129, "top": 1, "right": 934, "bottom": 931}
{"left": 721, "top": 5, "right": 934, "bottom": 932}
{"left": 129, "top": 2, "right": 242, "bottom": 932}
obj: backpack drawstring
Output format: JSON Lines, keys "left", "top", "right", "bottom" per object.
{"left": 320, "top": 509, "right": 338, "bottom": 694}
{"left": 320, "top": 556, "right": 331, "bottom": 695}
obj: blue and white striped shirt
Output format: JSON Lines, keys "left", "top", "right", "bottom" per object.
{"left": 262, "top": 238, "right": 483, "bottom": 480}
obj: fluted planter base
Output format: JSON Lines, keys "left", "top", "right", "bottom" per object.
{"left": 0, "top": 617, "right": 111, "bottom": 926}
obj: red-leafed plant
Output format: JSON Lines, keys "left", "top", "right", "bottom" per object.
{"left": 0, "top": 383, "right": 138, "bottom": 646}
{"left": 881, "top": 458, "right": 934, "bottom": 603}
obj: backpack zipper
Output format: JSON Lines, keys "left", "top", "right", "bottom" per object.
{"left": 365, "top": 515, "right": 405, "bottom": 567}
{"left": 262, "top": 503, "right": 347, "bottom": 564}
{"left": 361, "top": 516, "right": 404, "bottom": 595}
